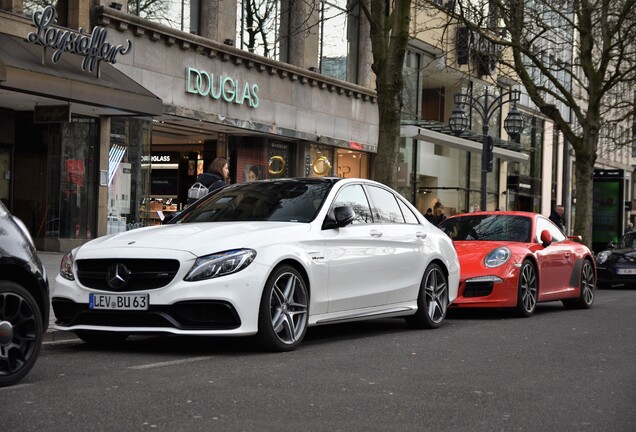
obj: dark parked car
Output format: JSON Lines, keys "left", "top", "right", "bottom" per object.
{"left": 596, "top": 231, "right": 636, "bottom": 289}
{"left": 0, "top": 201, "right": 50, "bottom": 386}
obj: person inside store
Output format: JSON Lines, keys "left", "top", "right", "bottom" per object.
{"left": 197, "top": 157, "right": 229, "bottom": 193}
{"left": 424, "top": 208, "right": 436, "bottom": 224}
{"left": 549, "top": 204, "right": 566, "bottom": 233}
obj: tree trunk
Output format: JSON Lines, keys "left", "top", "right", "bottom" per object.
{"left": 572, "top": 151, "right": 594, "bottom": 248}
{"left": 374, "top": 85, "right": 403, "bottom": 189}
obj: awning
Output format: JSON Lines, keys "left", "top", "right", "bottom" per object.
{"left": 401, "top": 125, "right": 529, "bottom": 163}
{"left": 0, "top": 33, "right": 162, "bottom": 116}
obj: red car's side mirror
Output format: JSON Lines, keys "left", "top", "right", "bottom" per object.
{"left": 540, "top": 230, "right": 552, "bottom": 247}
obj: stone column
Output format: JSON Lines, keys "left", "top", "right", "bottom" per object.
{"left": 279, "top": 0, "right": 319, "bottom": 69}
{"left": 356, "top": 13, "right": 374, "bottom": 88}
{"left": 200, "top": 0, "right": 238, "bottom": 44}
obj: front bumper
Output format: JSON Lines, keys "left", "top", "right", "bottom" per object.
{"left": 450, "top": 266, "right": 520, "bottom": 308}
{"left": 52, "top": 258, "right": 271, "bottom": 336}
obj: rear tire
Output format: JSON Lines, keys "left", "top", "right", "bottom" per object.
{"left": 406, "top": 263, "right": 448, "bottom": 329}
{"left": 0, "top": 281, "right": 44, "bottom": 387}
{"left": 563, "top": 259, "right": 595, "bottom": 309}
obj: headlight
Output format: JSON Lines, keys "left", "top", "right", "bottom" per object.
{"left": 484, "top": 247, "right": 511, "bottom": 268}
{"left": 185, "top": 249, "right": 256, "bottom": 281}
{"left": 60, "top": 250, "right": 76, "bottom": 281}
{"left": 596, "top": 250, "right": 611, "bottom": 265}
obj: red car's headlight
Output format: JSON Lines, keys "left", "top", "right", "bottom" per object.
{"left": 484, "top": 247, "right": 511, "bottom": 268}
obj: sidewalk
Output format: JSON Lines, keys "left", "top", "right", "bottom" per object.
{"left": 37, "top": 251, "right": 75, "bottom": 341}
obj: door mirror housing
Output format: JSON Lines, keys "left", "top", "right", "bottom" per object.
{"left": 322, "top": 206, "right": 355, "bottom": 230}
{"left": 540, "top": 230, "right": 552, "bottom": 247}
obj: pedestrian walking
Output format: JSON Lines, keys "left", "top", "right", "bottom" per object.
{"left": 549, "top": 204, "right": 566, "bottom": 233}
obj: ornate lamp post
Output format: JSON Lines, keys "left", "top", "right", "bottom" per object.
{"left": 448, "top": 88, "right": 524, "bottom": 211}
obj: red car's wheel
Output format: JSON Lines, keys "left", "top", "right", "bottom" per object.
{"left": 515, "top": 260, "right": 537, "bottom": 317}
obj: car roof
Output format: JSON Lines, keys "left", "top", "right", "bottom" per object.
{"left": 447, "top": 211, "right": 539, "bottom": 219}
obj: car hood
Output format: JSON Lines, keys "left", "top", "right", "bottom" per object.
{"left": 605, "top": 248, "right": 636, "bottom": 258}
{"left": 75, "top": 222, "right": 311, "bottom": 257}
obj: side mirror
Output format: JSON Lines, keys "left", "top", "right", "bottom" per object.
{"left": 322, "top": 206, "right": 355, "bottom": 230}
{"left": 162, "top": 211, "right": 181, "bottom": 224}
{"left": 540, "top": 229, "right": 552, "bottom": 247}
{"left": 333, "top": 206, "right": 355, "bottom": 227}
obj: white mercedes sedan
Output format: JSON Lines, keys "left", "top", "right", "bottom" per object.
{"left": 53, "top": 178, "right": 459, "bottom": 351}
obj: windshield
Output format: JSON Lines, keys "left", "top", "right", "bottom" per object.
{"left": 618, "top": 233, "right": 636, "bottom": 249}
{"left": 439, "top": 214, "right": 532, "bottom": 242}
{"left": 175, "top": 180, "right": 335, "bottom": 223}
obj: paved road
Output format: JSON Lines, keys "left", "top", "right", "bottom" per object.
{"left": 2, "top": 287, "right": 635, "bottom": 432}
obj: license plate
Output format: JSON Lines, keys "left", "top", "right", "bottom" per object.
{"left": 89, "top": 293, "right": 149, "bottom": 310}
{"left": 616, "top": 268, "right": 636, "bottom": 275}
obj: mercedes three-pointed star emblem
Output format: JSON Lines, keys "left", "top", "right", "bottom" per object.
{"left": 106, "top": 262, "right": 131, "bottom": 290}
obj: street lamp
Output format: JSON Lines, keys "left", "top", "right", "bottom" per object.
{"left": 448, "top": 87, "right": 524, "bottom": 211}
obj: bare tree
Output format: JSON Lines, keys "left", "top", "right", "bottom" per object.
{"left": 425, "top": 0, "right": 636, "bottom": 247}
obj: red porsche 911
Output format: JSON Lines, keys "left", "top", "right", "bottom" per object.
{"left": 438, "top": 211, "right": 595, "bottom": 317}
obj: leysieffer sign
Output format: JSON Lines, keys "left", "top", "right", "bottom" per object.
{"left": 27, "top": 5, "right": 132, "bottom": 73}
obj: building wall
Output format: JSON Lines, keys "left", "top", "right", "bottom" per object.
{"left": 98, "top": 9, "right": 378, "bottom": 149}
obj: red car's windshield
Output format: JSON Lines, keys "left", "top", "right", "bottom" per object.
{"left": 439, "top": 214, "right": 532, "bottom": 242}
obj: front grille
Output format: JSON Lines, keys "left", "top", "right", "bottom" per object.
{"left": 463, "top": 281, "right": 494, "bottom": 297}
{"left": 52, "top": 298, "right": 241, "bottom": 330}
{"left": 76, "top": 258, "right": 180, "bottom": 291}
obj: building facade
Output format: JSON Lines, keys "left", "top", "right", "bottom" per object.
{"left": 3, "top": 0, "right": 627, "bottom": 252}
{"left": 0, "top": 0, "right": 378, "bottom": 251}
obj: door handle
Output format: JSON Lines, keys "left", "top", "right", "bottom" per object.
{"left": 369, "top": 229, "right": 383, "bottom": 238}
{"left": 416, "top": 232, "right": 427, "bottom": 239}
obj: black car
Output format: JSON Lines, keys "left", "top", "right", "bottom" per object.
{"left": 596, "top": 231, "right": 636, "bottom": 289}
{"left": 0, "top": 201, "right": 50, "bottom": 386}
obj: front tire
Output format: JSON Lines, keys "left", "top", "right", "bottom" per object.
{"left": 563, "top": 259, "right": 595, "bottom": 309}
{"left": 515, "top": 260, "right": 538, "bottom": 317}
{"left": 0, "top": 281, "right": 44, "bottom": 387}
{"left": 256, "top": 265, "right": 309, "bottom": 352}
{"left": 406, "top": 263, "right": 448, "bottom": 329}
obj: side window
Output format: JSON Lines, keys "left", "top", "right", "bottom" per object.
{"left": 331, "top": 184, "right": 372, "bottom": 224}
{"left": 536, "top": 217, "right": 566, "bottom": 242}
{"left": 397, "top": 199, "right": 420, "bottom": 224}
{"left": 366, "top": 186, "right": 405, "bottom": 223}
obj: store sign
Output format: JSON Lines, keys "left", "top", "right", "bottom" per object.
{"left": 142, "top": 154, "right": 179, "bottom": 163}
{"left": 186, "top": 67, "right": 259, "bottom": 108}
{"left": 26, "top": 6, "right": 132, "bottom": 73}
{"left": 34, "top": 104, "right": 71, "bottom": 123}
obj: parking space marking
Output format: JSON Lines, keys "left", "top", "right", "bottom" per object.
{"left": 128, "top": 356, "right": 211, "bottom": 370}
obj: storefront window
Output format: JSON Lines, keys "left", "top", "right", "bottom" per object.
{"left": 109, "top": 118, "right": 152, "bottom": 232}
{"left": 336, "top": 148, "right": 368, "bottom": 178}
{"left": 53, "top": 117, "right": 99, "bottom": 240}
{"left": 308, "top": 144, "right": 334, "bottom": 177}
{"left": 230, "top": 138, "right": 295, "bottom": 183}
